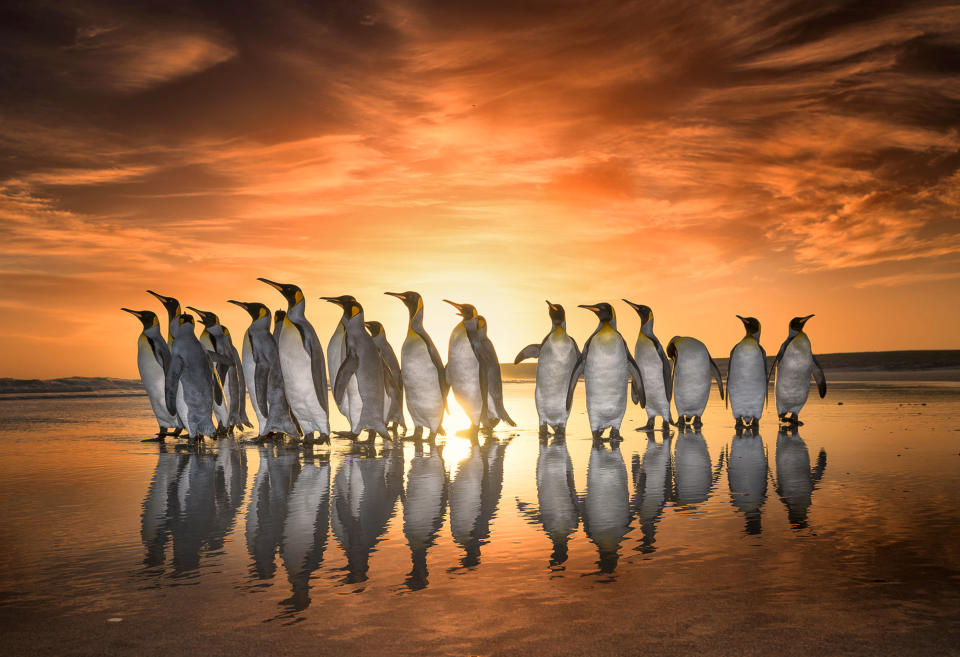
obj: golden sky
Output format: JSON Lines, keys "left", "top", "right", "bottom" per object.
{"left": 1, "top": 0, "right": 959, "bottom": 378}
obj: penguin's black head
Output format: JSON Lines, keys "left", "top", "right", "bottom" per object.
{"left": 258, "top": 278, "right": 304, "bottom": 307}
{"left": 546, "top": 300, "right": 565, "bottom": 326}
{"left": 227, "top": 300, "right": 270, "bottom": 321}
{"left": 187, "top": 306, "right": 219, "bottom": 328}
{"left": 578, "top": 302, "right": 615, "bottom": 324}
{"left": 364, "top": 320, "right": 385, "bottom": 337}
{"left": 177, "top": 313, "right": 196, "bottom": 329}
{"left": 385, "top": 291, "right": 422, "bottom": 317}
{"left": 321, "top": 295, "right": 362, "bottom": 318}
{"left": 443, "top": 299, "right": 478, "bottom": 320}
{"left": 274, "top": 309, "right": 286, "bottom": 324}
{"left": 146, "top": 290, "right": 181, "bottom": 319}
{"left": 121, "top": 308, "right": 159, "bottom": 330}
{"left": 622, "top": 299, "right": 653, "bottom": 326}
{"left": 737, "top": 315, "right": 761, "bottom": 337}
{"left": 789, "top": 314, "right": 814, "bottom": 332}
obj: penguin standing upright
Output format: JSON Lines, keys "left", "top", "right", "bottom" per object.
{"left": 147, "top": 290, "right": 185, "bottom": 429}
{"left": 320, "top": 295, "right": 393, "bottom": 440}
{"left": 188, "top": 307, "right": 251, "bottom": 433}
{"left": 364, "top": 320, "right": 406, "bottom": 435}
{"left": 187, "top": 308, "right": 234, "bottom": 434}
{"left": 514, "top": 301, "right": 580, "bottom": 436}
{"left": 666, "top": 336, "right": 724, "bottom": 428}
{"left": 727, "top": 316, "right": 767, "bottom": 429}
{"left": 770, "top": 315, "right": 826, "bottom": 426}
{"left": 121, "top": 308, "right": 179, "bottom": 439}
{"left": 622, "top": 301, "right": 672, "bottom": 431}
{"left": 475, "top": 315, "right": 515, "bottom": 429}
{"left": 444, "top": 300, "right": 490, "bottom": 433}
{"left": 164, "top": 314, "right": 224, "bottom": 440}
{"left": 326, "top": 296, "right": 363, "bottom": 434}
{"left": 567, "top": 303, "right": 645, "bottom": 440}
{"left": 228, "top": 301, "right": 300, "bottom": 439}
{"left": 259, "top": 279, "right": 330, "bottom": 442}
{"left": 385, "top": 291, "right": 447, "bottom": 441}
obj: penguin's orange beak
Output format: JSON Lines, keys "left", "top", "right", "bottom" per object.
{"left": 443, "top": 299, "right": 464, "bottom": 316}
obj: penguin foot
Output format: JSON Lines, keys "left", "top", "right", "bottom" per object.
{"left": 143, "top": 435, "right": 165, "bottom": 443}
{"left": 334, "top": 431, "right": 359, "bottom": 439}
{"left": 411, "top": 426, "right": 424, "bottom": 441}
{"left": 609, "top": 428, "right": 622, "bottom": 441}
{"left": 539, "top": 424, "right": 550, "bottom": 441}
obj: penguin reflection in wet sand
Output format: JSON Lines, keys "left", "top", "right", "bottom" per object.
{"left": 188, "top": 307, "right": 252, "bottom": 435}
{"left": 259, "top": 279, "right": 330, "bottom": 442}
{"left": 666, "top": 336, "right": 724, "bottom": 428}
{"left": 228, "top": 301, "right": 300, "bottom": 439}
{"left": 514, "top": 301, "right": 580, "bottom": 437}
{"left": 770, "top": 315, "right": 826, "bottom": 426}
{"left": 164, "top": 314, "right": 224, "bottom": 440}
{"left": 385, "top": 291, "right": 447, "bottom": 441}
{"left": 775, "top": 426, "right": 827, "bottom": 529}
{"left": 321, "top": 296, "right": 394, "bottom": 440}
{"left": 623, "top": 301, "right": 672, "bottom": 431}
{"left": 727, "top": 316, "right": 767, "bottom": 430}
{"left": 567, "top": 303, "right": 645, "bottom": 441}
{"left": 444, "top": 301, "right": 515, "bottom": 432}
{"left": 121, "top": 308, "right": 179, "bottom": 439}
{"left": 364, "top": 320, "right": 406, "bottom": 436}
{"left": 584, "top": 440, "right": 631, "bottom": 574}
{"left": 727, "top": 429, "right": 767, "bottom": 534}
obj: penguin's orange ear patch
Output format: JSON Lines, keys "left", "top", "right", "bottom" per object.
{"left": 350, "top": 305, "right": 361, "bottom": 317}
{"left": 294, "top": 289, "right": 304, "bottom": 304}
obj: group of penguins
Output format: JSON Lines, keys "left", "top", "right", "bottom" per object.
{"left": 123, "top": 280, "right": 827, "bottom": 443}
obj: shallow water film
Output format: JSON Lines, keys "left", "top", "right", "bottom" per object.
{"left": 1, "top": 382, "right": 959, "bottom": 656}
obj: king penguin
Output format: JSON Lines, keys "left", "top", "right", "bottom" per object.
{"left": 228, "top": 301, "right": 300, "bottom": 439}
{"left": 514, "top": 301, "right": 580, "bottom": 437}
{"left": 187, "top": 307, "right": 235, "bottom": 435}
{"left": 259, "top": 278, "right": 330, "bottom": 442}
{"left": 188, "top": 306, "right": 252, "bottom": 434}
{"left": 727, "top": 316, "right": 767, "bottom": 429}
{"left": 475, "top": 315, "right": 515, "bottom": 430}
{"left": 164, "top": 314, "right": 223, "bottom": 440}
{"left": 325, "top": 295, "right": 363, "bottom": 434}
{"left": 666, "top": 336, "right": 724, "bottom": 428}
{"left": 320, "top": 295, "right": 393, "bottom": 441}
{"left": 364, "top": 320, "right": 406, "bottom": 435}
{"left": 385, "top": 291, "right": 447, "bottom": 441}
{"left": 146, "top": 290, "right": 185, "bottom": 431}
{"left": 622, "top": 300, "right": 673, "bottom": 431}
{"left": 444, "top": 300, "right": 490, "bottom": 434}
{"left": 121, "top": 308, "right": 179, "bottom": 439}
{"left": 567, "top": 302, "right": 645, "bottom": 440}
{"left": 769, "top": 315, "right": 826, "bottom": 426}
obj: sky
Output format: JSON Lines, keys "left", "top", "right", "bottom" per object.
{"left": 1, "top": 0, "right": 959, "bottom": 378}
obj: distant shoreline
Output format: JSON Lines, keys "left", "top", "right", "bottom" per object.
{"left": 2, "top": 350, "right": 959, "bottom": 395}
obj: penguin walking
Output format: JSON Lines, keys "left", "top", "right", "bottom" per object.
{"left": 385, "top": 291, "right": 447, "bottom": 441}
{"left": 666, "top": 336, "right": 724, "bottom": 428}
{"left": 566, "top": 303, "right": 645, "bottom": 440}
{"left": 121, "top": 308, "right": 179, "bottom": 439}
{"left": 727, "top": 316, "right": 768, "bottom": 429}
{"left": 188, "top": 307, "right": 252, "bottom": 434}
{"left": 228, "top": 301, "right": 300, "bottom": 439}
{"left": 623, "top": 300, "right": 672, "bottom": 431}
{"left": 164, "top": 314, "right": 225, "bottom": 440}
{"left": 514, "top": 301, "right": 580, "bottom": 436}
{"left": 364, "top": 320, "right": 406, "bottom": 435}
{"left": 444, "top": 299, "right": 515, "bottom": 434}
{"left": 259, "top": 279, "right": 330, "bottom": 442}
{"left": 320, "top": 296, "right": 393, "bottom": 440}
{"left": 769, "top": 315, "right": 826, "bottom": 426}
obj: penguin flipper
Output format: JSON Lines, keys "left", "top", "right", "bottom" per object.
{"left": 811, "top": 354, "right": 827, "bottom": 398}
{"left": 709, "top": 357, "right": 725, "bottom": 400}
{"left": 624, "top": 342, "right": 646, "bottom": 408}
{"left": 147, "top": 335, "right": 170, "bottom": 374}
{"left": 653, "top": 339, "right": 672, "bottom": 403}
{"left": 334, "top": 351, "right": 359, "bottom": 403}
{"left": 254, "top": 362, "right": 270, "bottom": 418}
{"left": 566, "top": 353, "right": 585, "bottom": 411}
{"left": 380, "top": 353, "right": 402, "bottom": 399}
{"left": 211, "top": 368, "right": 225, "bottom": 406}
{"left": 164, "top": 356, "right": 184, "bottom": 415}
{"left": 304, "top": 336, "right": 329, "bottom": 414}
{"left": 514, "top": 344, "right": 541, "bottom": 364}
{"left": 465, "top": 322, "right": 489, "bottom": 423}
{"left": 726, "top": 346, "right": 737, "bottom": 410}
{"left": 759, "top": 343, "right": 769, "bottom": 407}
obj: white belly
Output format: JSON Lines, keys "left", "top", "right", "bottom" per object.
{"left": 242, "top": 333, "right": 265, "bottom": 432}
{"left": 447, "top": 325, "right": 482, "bottom": 424}
{"left": 674, "top": 349, "right": 711, "bottom": 416}
{"left": 584, "top": 329, "right": 628, "bottom": 432}
{"left": 137, "top": 338, "right": 176, "bottom": 426}
{"left": 635, "top": 337, "right": 670, "bottom": 421}
{"left": 536, "top": 333, "right": 577, "bottom": 426}
{"left": 401, "top": 335, "right": 443, "bottom": 430}
{"left": 729, "top": 340, "right": 766, "bottom": 418}
{"left": 279, "top": 323, "right": 329, "bottom": 434}
{"left": 776, "top": 335, "right": 813, "bottom": 415}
